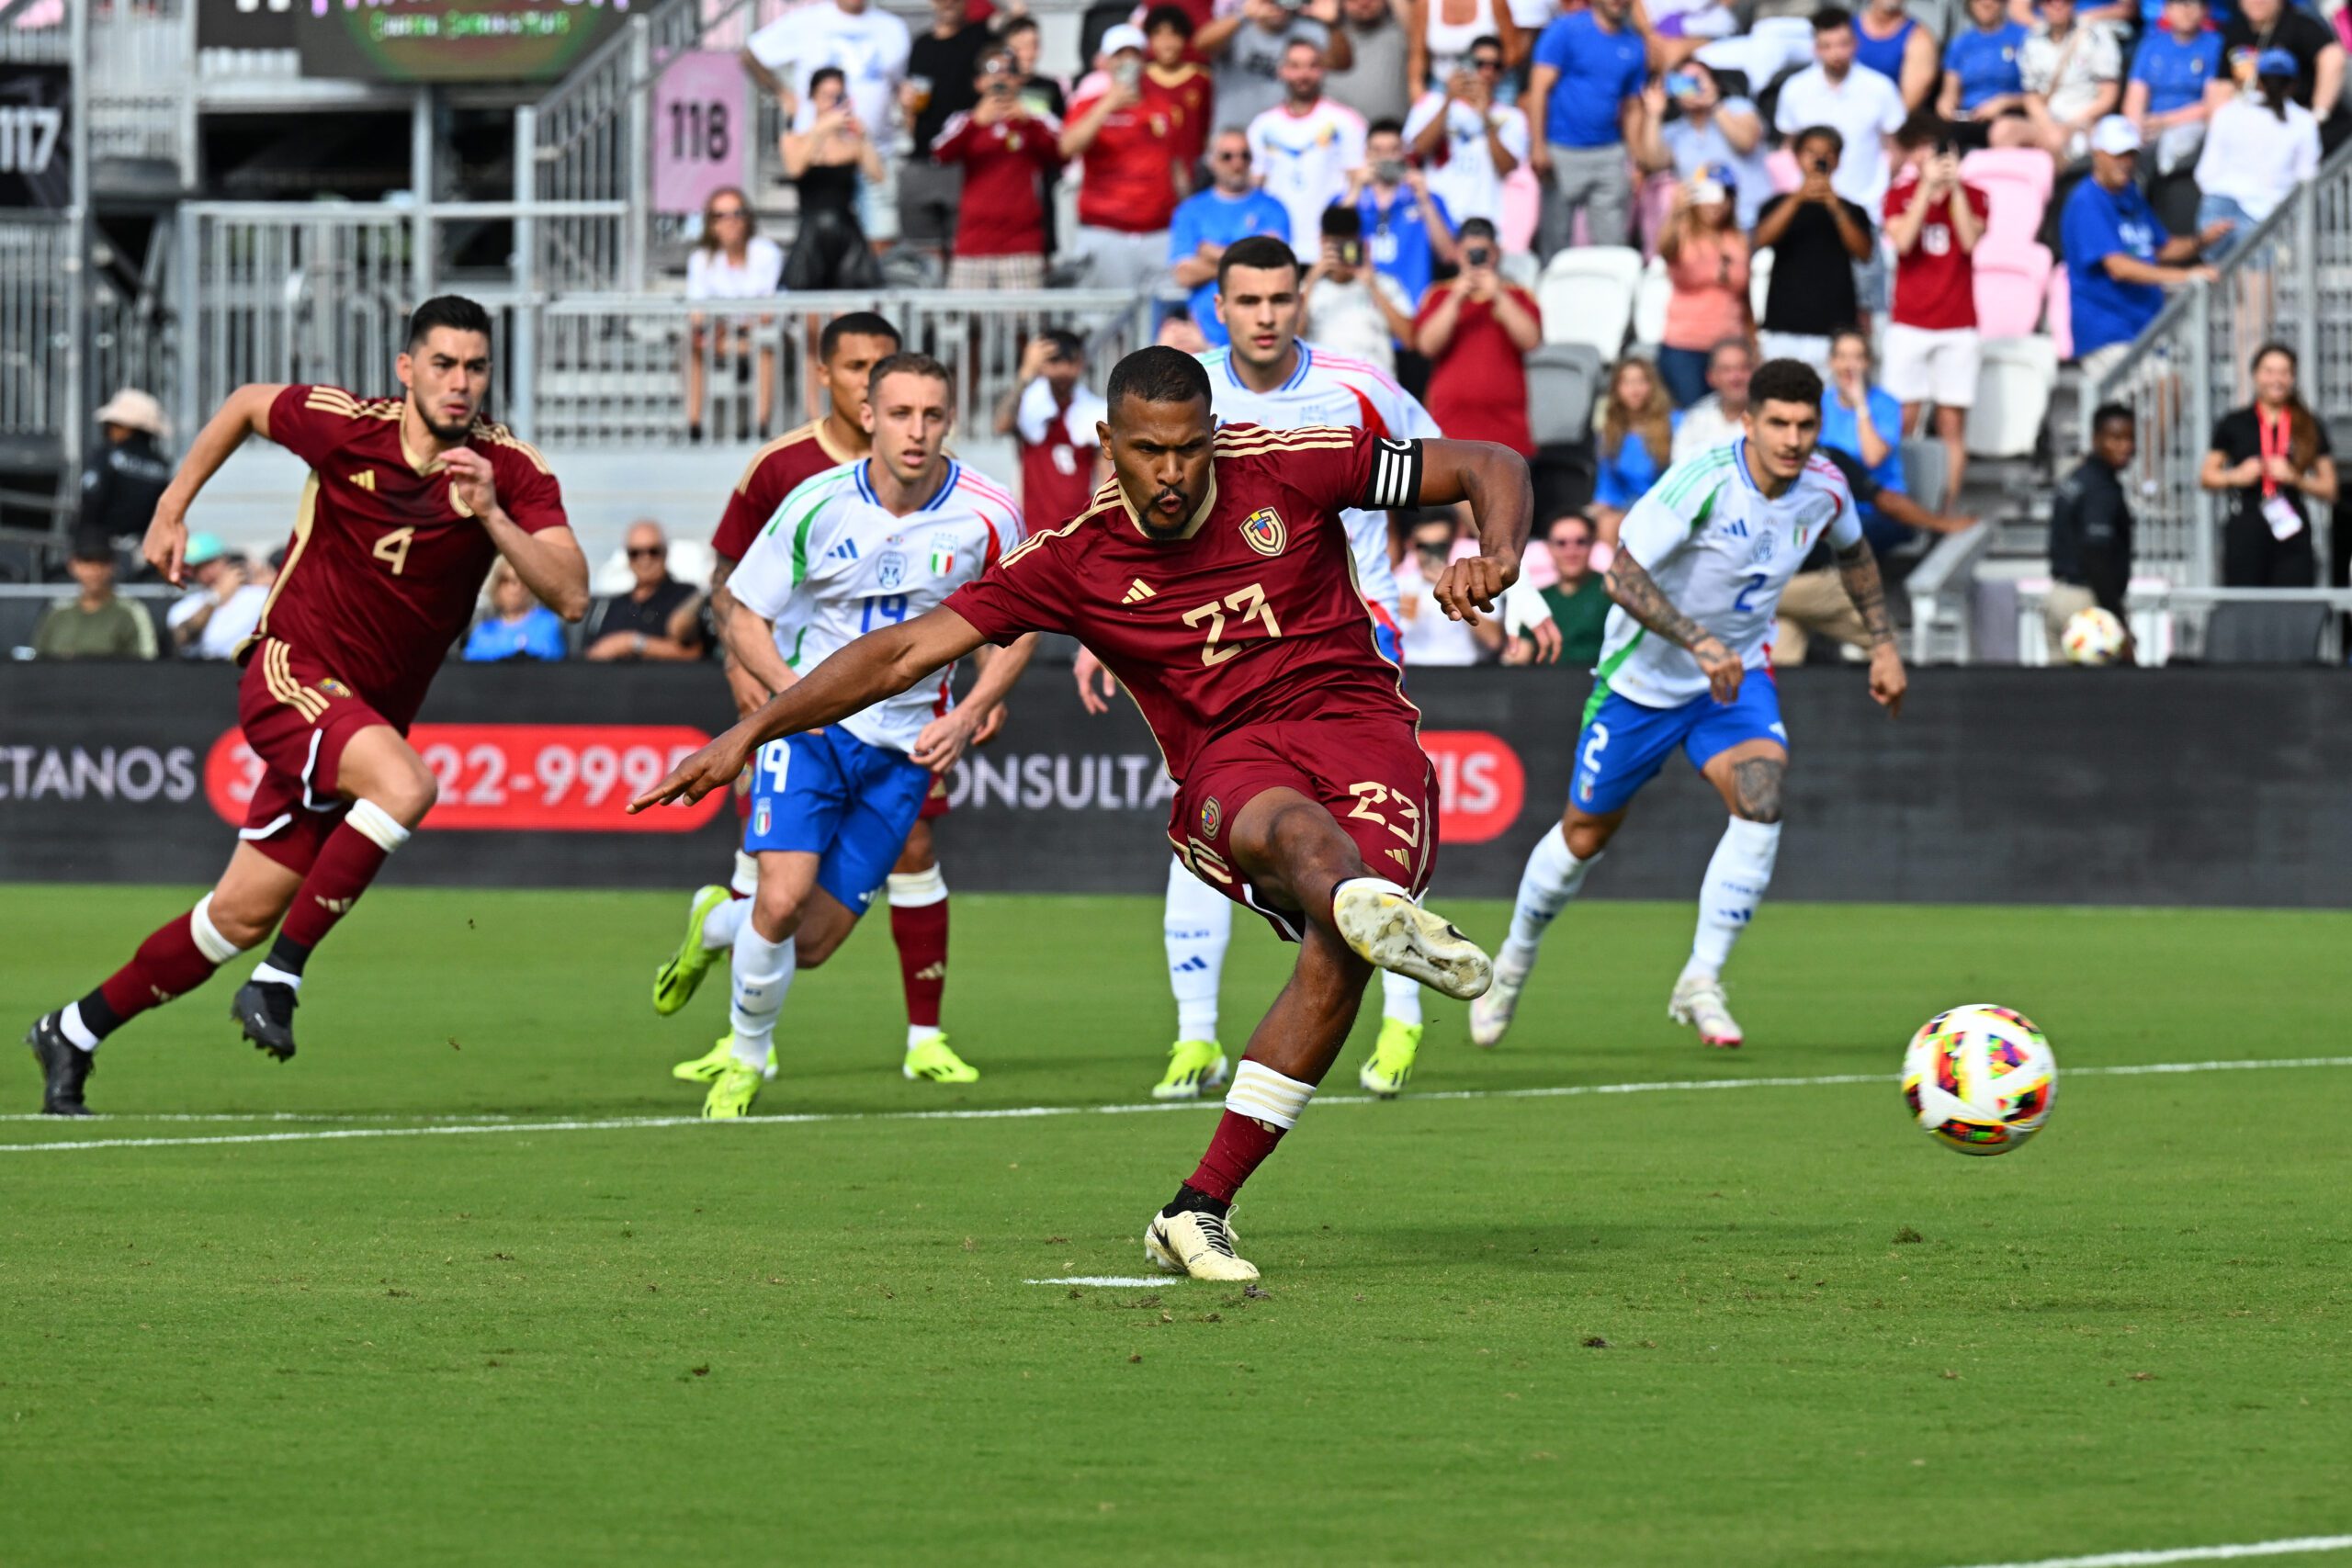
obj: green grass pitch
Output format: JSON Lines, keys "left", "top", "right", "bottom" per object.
{"left": 2, "top": 886, "right": 2347, "bottom": 1567}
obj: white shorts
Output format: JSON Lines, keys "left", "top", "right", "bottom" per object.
{"left": 1757, "top": 331, "right": 1832, "bottom": 372}
{"left": 1880, "top": 323, "right": 1983, "bottom": 409}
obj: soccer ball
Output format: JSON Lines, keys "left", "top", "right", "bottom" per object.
{"left": 2060, "top": 605, "right": 2127, "bottom": 666}
{"left": 1901, "top": 1004, "right": 2057, "bottom": 1156}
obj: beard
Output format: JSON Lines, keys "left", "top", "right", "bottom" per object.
{"left": 413, "top": 395, "right": 477, "bottom": 445}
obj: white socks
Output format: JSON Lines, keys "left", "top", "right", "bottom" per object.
{"left": 702, "top": 896, "right": 750, "bottom": 952}
{"left": 1165, "top": 855, "right": 1231, "bottom": 1043}
{"left": 1226, "top": 1059, "right": 1315, "bottom": 1130}
{"left": 729, "top": 922, "right": 797, "bottom": 1068}
{"left": 58, "top": 1003, "right": 98, "bottom": 1052}
{"left": 1497, "top": 823, "right": 1599, "bottom": 982}
{"left": 730, "top": 849, "right": 758, "bottom": 897}
{"left": 1686, "top": 818, "right": 1780, "bottom": 981}
{"left": 1379, "top": 968, "right": 1423, "bottom": 1028}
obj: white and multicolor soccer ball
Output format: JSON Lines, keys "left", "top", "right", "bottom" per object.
{"left": 1901, "top": 1004, "right": 2057, "bottom": 1156}
{"left": 2060, "top": 605, "right": 2127, "bottom": 666}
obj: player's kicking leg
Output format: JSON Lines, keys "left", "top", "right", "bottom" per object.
{"left": 1154, "top": 855, "right": 1233, "bottom": 1100}
{"left": 24, "top": 723, "right": 435, "bottom": 1113}
{"left": 1146, "top": 783, "right": 1488, "bottom": 1282}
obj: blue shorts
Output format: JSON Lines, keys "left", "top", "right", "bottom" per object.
{"left": 744, "top": 728, "right": 932, "bottom": 914}
{"left": 1570, "top": 676, "right": 1788, "bottom": 816}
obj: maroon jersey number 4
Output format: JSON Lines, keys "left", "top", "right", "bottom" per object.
{"left": 256, "top": 384, "right": 569, "bottom": 728}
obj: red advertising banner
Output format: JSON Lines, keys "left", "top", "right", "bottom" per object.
{"left": 1420, "top": 729, "right": 1525, "bottom": 844}
{"left": 205, "top": 724, "right": 727, "bottom": 832}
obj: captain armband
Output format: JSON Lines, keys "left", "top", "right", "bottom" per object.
{"left": 1361, "top": 438, "right": 1425, "bottom": 511}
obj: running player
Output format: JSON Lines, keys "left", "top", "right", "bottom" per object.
{"left": 672, "top": 351, "right": 1035, "bottom": 1117}
{"left": 656, "top": 313, "right": 978, "bottom": 1078}
{"left": 632, "top": 344, "right": 1534, "bottom": 1280}
{"left": 1073, "top": 233, "right": 1558, "bottom": 1103}
{"left": 23, "top": 295, "right": 588, "bottom": 1115}
{"left": 1472, "top": 357, "right": 1906, "bottom": 1053}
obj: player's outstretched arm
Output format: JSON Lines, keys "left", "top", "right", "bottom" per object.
{"left": 1833, "top": 538, "right": 1907, "bottom": 717}
{"left": 629, "top": 607, "right": 990, "bottom": 813}
{"left": 1603, "top": 549, "right": 1746, "bottom": 705}
{"left": 1410, "top": 438, "right": 1534, "bottom": 626}
{"left": 910, "top": 632, "right": 1039, "bottom": 771}
{"left": 143, "top": 383, "right": 288, "bottom": 584}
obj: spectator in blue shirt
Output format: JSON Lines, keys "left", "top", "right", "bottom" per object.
{"left": 465, "top": 560, "right": 570, "bottom": 662}
{"left": 1589, "top": 356, "right": 1681, "bottom": 536}
{"left": 1524, "top": 0, "right": 1651, "bottom": 250}
{"left": 1168, "top": 128, "right": 1296, "bottom": 349}
{"left": 2061, "top": 116, "right": 2221, "bottom": 382}
{"left": 2124, "top": 0, "right": 2228, "bottom": 180}
{"left": 1348, "top": 118, "right": 1456, "bottom": 308}
{"left": 1937, "top": 0, "right": 2034, "bottom": 148}
{"left": 1819, "top": 328, "right": 1910, "bottom": 553}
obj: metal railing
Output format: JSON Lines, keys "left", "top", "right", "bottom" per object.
{"left": 2087, "top": 137, "right": 2352, "bottom": 590}
{"left": 0, "top": 216, "right": 74, "bottom": 452}
{"left": 530, "top": 288, "right": 1155, "bottom": 446}
{"left": 86, "top": 0, "right": 194, "bottom": 179}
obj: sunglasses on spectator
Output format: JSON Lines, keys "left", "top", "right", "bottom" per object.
{"left": 628, "top": 546, "right": 666, "bottom": 558}
{"left": 1214, "top": 149, "right": 1250, "bottom": 162}
{"left": 1471, "top": 54, "right": 1503, "bottom": 70}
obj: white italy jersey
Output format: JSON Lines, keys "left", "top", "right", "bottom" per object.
{"left": 1595, "top": 438, "right": 1862, "bottom": 708}
{"left": 1198, "top": 340, "right": 1441, "bottom": 617}
{"left": 729, "top": 457, "right": 1023, "bottom": 754}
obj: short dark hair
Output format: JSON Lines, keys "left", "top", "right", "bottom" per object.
{"left": 69, "top": 531, "right": 113, "bottom": 564}
{"left": 820, "top": 310, "right": 902, "bottom": 363}
{"left": 1812, "top": 6, "right": 1854, "bottom": 30}
{"left": 1217, "top": 233, "right": 1301, "bottom": 288}
{"left": 1468, "top": 32, "right": 1505, "bottom": 55}
{"left": 406, "top": 294, "right": 492, "bottom": 351}
{"left": 1829, "top": 325, "right": 1871, "bottom": 359}
{"left": 1041, "top": 326, "right": 1086, "bottom": 361}
{"left": 808, "top": 65, "right": 845, "bottom": 95}
{"left": 1457, "top": 216, "right": 1499, "bottom": 242}
{"left": 2091, "top": 400, "right": 2135, "bottom": 431}
{"left": 1367, "top": 117, "right": 1404, "bottom": 140}
{"left": 1001, "top": 13, "right": 1040, "bottom": 36}
{"left": 1707, "top": 336, "right": 1753, "bottom": 368}
{"left": 1283, "top": 35, "right": 1322, "bottom": 58}
{"left": 1748, "top": 357, "right": 1825, "bottom": 410}
{"left": 1320, "top": 205, "right": 1363, "bottom": 238}
{"left": 866, "top": 350, "right": 955, "bottom": 403}
{"left": 1894, "top": 110, "right": 1951, "bottom": 149}
{"left": 1794, "top": 124, "right": 1845, "bottom": 159}
{"left": 1106, "top": 344, "right": 1212, "bottom": 415}
{"left": 1143, "top": 3, "right": 1193, "bottom": 36}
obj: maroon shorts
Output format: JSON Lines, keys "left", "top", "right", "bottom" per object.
{"left": 233, "top": 637, "right": 392, "bottom": 871}
{"left": 917, "top": 772, "right": 951, "bottom": 823}
{"left": 1169, "top": 715, "right": 1436, "bottom": 942}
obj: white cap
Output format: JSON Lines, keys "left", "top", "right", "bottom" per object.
{"left": 94, "top": 387, "right": 166, "bottom": 435}
{"left": 1689, "top": 175, "right": 1727, "bottom": 207}
{"left": 2089, "top": 115, "right": 2142, "bottom": 155}
{"left": 1100, "top": 22, "right": 1147, "bottom": 55}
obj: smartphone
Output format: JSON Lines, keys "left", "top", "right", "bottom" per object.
{"left": 1339, "top": 239, "right": 1363, "bottom": 266}
{"left": 1462, "top": 243, "right": 1493, "bottom": 267}
{"left": 1664, "top": 71, "right": 1698, "bottom": 97}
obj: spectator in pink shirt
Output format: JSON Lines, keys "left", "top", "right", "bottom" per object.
{"left": 1655, "top": 168, "right": 1752, "bottom": 408}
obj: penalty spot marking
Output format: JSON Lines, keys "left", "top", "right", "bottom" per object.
{"left": 1938, "top": 1534, "right": 2352, "bottom": 1568}
{"left": 6, "top": 1054, "right": 2349, "bottom": 1156}
{"left": 1026, "top": 1276, "right": 1168, "bottom": 1287}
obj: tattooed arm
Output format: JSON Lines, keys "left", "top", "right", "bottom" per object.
{"left": 1833, "top": 538, "right": 1908, "bottom": 717}
{"left": 1604, "top": 549, "right": 1747, "bottom": 705}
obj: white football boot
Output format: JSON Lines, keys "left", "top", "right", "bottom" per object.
{"left": 1144, "top": 1208, "right": 1259, "bottom": 1281}
{"left": 1467, "top": 965, "right": 1524, "bottom": 1048}
{"left": 1331, "top": 879, "right": 1491, "bottom": 1001}
{"left": 1668, "top": 973, "right": 1743, "bottom": 1048}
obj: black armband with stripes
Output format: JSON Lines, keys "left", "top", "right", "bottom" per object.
{"left": 1362, "top": 437, "right": 1425, "bottom": 511}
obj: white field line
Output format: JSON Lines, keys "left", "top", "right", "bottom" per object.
{"left": 4, "top": 1055, "right": 2347, "bottom": 1156}
{"left": 1024, "top": 1276, "right": 1168, "bottom": 1287}
{"left": 1938, "top": 1534, "right": 2352, "bottom": 1567}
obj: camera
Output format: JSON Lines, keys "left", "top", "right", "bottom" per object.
{"left": 1463, "top": 243, "right": 1493, "bottom": 267}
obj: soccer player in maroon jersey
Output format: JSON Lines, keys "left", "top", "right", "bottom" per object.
{"left": 656, "top": 310, "right": 988, "bottom": 1074}
{"left": 631, "top": 344, "right": 1532, "bottom": 1280}
{"left": 23, "top": 296, "right": 589, "bottom": 1116}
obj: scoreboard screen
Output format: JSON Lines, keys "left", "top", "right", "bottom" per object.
{"left": 199, "top": 0, "right": 633, "bottom": 84}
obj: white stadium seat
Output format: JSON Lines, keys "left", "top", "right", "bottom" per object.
{"left": 1631, "top": 254, "right": 1671, "bottom": 350}
{"left": 1524, "top": 343, "right": 1606, "bottom": 446}
{"left": 1965, "top": 335, "right": 2061, "bottom": 458}
{"left": 1539, "top": 245, "right": 1644, "bottom": 361}
{"left": 1747, "top": 245, "right": 1773, "bottom": 321}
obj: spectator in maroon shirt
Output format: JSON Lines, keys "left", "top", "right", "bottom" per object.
{"left": 1880, "top": 113, "right": 1987, "bottom": 508}
{"left": 994, "top": 328, "right": 1109, "bottom": 527}
{"left": 932, "top": 46, "right": 1066, "bottom": 289}
{"left": 1412, "top": 217, "right": 1543, "bottom": 455}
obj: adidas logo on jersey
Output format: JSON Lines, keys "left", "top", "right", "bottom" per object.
{"left": 1122, "top": 579, "right": 1156, "bottom": 604}
{"left": 348, "top": 469, "right": 376, "bottom": 491}
{"left": 825, "top": 537, "right": 862, "bottom": 563}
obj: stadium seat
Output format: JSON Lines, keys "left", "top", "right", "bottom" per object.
{"left": 1524, "top": 342, "right": 1605, "bottom": 446}
{"left": 1960, "top": 149, "right": 2054, "bottom": 243}
{"left": 1964, "top": 336, "right": 2061, "bottom": 458}
{"left": 2043, "top": 266, "right": 2072, "bottom": 359}
{"left": 2204, "top": 600, "right": 2330, "bottom": 663}
{"left": 1899, "top": 436, "right": 1950, "bottom": 514}
{"left": 1748, "top": 245, "right": 1772, "bottom": 321}
{"left": 1632, "top": 254, "right": 1671, "bottom": 349}
{"left": 1499, "top": 165, "right": 1543, "bottom": 256}
{"left": 1538, "top": 246, "right": 1643, "bottom": 360}
{"left": 1500, "top": 249, "right": 1541, "bottom": 290}
{"left": 1972, "top": 240, "right": 2053, "bottom": 339}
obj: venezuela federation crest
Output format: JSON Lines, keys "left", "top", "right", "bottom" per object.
{"left": 1239, "top": 506, "right": 1285, "bottom": 557}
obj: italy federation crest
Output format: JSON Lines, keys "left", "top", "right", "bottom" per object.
{"left": 1240, "top": 507, "right": 1285, "bottom": 557}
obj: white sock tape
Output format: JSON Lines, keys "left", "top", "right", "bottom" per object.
{"left": 1225, "top": 1060, "right": 1315, "bottom": 1131}
{"left": 731, "top": 849, "right": 759, "bottom": 897}
{"left": 346, "top": 798, "right": 412, "bottom": 853}
{"left": 887, "top": 864, "right": 947, "bottom": 908}
{"left": 188, "top": 894, "right": 245, "bottom": 964}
